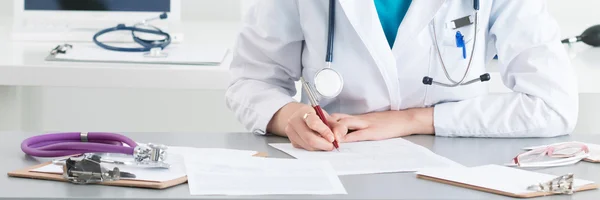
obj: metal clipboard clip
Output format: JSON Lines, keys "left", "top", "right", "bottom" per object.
{"left": 527, "top": 174, "right": 575, "bottom": 194}
{"left": 53, "top": 143, "right": 170, "bottom": 169}
{"left": 133, "top": 143, "right": 170, "bottom": 168}
{"left": 50, "top": 44, "right": 73, "bottom": 55}
{"left": 62, "top": 154, "right": 136, "bottom": 184}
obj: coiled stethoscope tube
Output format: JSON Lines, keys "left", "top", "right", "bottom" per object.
{"left": 93, "top": 13, "right": 172, "bottom": 52}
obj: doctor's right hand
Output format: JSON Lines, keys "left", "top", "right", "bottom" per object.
{"left": 268, "top": 103, "right": 357, "bottom": 151}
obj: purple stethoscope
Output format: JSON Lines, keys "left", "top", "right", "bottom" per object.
{"left": 21, "top": 132, "right": 169, "bottom": 168}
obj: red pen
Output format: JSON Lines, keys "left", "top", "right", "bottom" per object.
{"left": 300, "top": 77, "right": 340, "bottom": 150}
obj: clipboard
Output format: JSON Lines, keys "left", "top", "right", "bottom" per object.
{"left": 416, "top": 165, "right": 599, "bottom": 198}
{"left": 417, "top": 174, "right": 598, "bottom": 198}
{"left": 7, "top": 152, "right": 268, "bottom": 189}
{"left": 46, "top": 43, "right": 229, "bottom": 66}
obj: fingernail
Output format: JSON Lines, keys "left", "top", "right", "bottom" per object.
{"left": 328, "top": 135, "right": 335, "bottom": 142}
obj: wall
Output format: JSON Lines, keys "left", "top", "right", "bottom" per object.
{"left": 0, "top": 0, "right": 251, "bottom": 133}
{"left": 0, "top": 0, "right": 244, "bottom": 21}
{"left": 0, "top": 0, "right": 599, "bottom": 134}
{"left": 182, "top": 0, "right": 241, "bottom": 21}
{"left": 3, "top": 0, "right": 596, "bottom": 31}
{"left": 547, "top": 0, "right": 600, "bottom": 37}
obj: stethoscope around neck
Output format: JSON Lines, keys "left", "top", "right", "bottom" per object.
{"left": 312, "top": 0, "right": 490, "bottom": 100}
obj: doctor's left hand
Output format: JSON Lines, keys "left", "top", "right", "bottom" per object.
{"left": 331, "top": 108, "right": 435, "bottom": 143}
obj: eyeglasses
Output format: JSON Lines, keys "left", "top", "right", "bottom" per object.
{"left": 510, "top": 142, "right": 590, "bottom": 168}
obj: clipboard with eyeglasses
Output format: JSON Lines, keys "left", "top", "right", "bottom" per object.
{"left": 416, "top": 164, "right": 599, "bottom": 198}
{"left": 507, "top": 142, "right": 600, "bottom": 168}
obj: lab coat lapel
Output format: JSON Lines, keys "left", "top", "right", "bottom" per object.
{"left": 392, "top": 0, "right": 446, "bottom": 51}
{"left": 339, "top": 0, "right": 401, "bottom": 110}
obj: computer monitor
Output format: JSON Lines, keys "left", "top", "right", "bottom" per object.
{"left": 12, "top": 0, "right": 182, "bottom": 42}
{"left": 23, "top": 0, "right": 172, "bottom": 12}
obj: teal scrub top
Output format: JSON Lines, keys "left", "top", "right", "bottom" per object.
{"left": 374, "top": 0, "right": 412, "bottom": 48}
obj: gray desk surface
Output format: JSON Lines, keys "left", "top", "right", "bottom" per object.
{"left": 2, "top": 132, "right": 600, "bottom": 200}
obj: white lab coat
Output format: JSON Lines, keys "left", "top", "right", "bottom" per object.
{"left": 226, "top": 0, "right": 578, "bottom": 137}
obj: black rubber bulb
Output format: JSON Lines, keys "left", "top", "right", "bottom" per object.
{"left": 580, "top": 25, "right": 600, "bottom": 47}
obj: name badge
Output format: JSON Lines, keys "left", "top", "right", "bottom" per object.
{"left": 446, "top": 15, "right": 474, "bottom": 29}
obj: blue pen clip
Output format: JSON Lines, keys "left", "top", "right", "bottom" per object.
{"left": 455, "top": 31, "right": 466, "bottom": 59}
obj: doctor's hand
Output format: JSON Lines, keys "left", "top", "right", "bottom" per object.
{"left": 331, "top": 108, "right": 435, "bottom": 143}
{"left": 267, "top": 103, "right": 352, "bottom": 151}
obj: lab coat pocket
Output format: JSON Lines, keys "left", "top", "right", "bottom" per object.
{"left": 425, "top": 26, "right": 487, "bottom": 106}
{"left": 437, "top": 24, "right": 480, "bottom": 76}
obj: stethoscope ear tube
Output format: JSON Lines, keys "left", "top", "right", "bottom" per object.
{"left": 473, "top": 0, "right": 480, "bottom": 10}
{"left": 423, "top": 73, "right": 490, "bottom": 87}
{"left": 423, "top": 10, "right": 489, "bottom": 87}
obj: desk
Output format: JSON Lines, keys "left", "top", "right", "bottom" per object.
{"left": 2, "top": 132, "right": 600, "bottom": 199}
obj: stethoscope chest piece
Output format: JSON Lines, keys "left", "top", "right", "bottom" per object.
{"left": 314, "top": 68, "right": 344, "bottom": 98}
{"left": 143, "top": 47, "right": 168, "bottom": 58}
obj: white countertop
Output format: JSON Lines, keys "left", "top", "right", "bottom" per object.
{"left": 0, "top": 19, "right": 599, "bottom": 92}
{"left": 0, "top": 20, "right": 240, "bottom": 90}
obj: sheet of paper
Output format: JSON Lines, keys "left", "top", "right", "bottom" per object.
{"left": 31, "top": 147, "right": 258, "bottom": 182}
{"left": 269, "top": 138, "right": 463, "bottom": 175}
{"left": 168, "top": 146, "right": 258, "bottom": 161}
{"left": 54, "top": 43, "right": 229, "bottom": 65}
{"left": 417, "top": 164, "right": 595, "bottom": 195}
{"left": 185, "top": 157, "right": 346, "bottom": 196}
{"left": 32, "top": 163, "right": 63, "bottom": 174}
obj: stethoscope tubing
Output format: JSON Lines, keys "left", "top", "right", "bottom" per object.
{"left": 431, "top": 11, "right": 480, "bottom": 87}
{"left": 21, "top": 132, "right": 138, "bottom": 157}
{"left": 326, "top": 0, "right": 336, "bottom": 63}
{"left": 426, "top": 0, "right": 489, "bottom": 87}
{"left": 93, "top": 25, "right": 171, "bottom": 52}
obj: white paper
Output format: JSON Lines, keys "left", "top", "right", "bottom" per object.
{"left": 417, "top": 164, "right": 595, "bottom": 195}
{"left": 185, "top": 157, "right": 347, "bottom": 196}
{"left": 168, "top": 146, "right": 258, "bottom": 161}
{"left": 54, "top": 43, "right": 228, "bottom": 65}
{"left": 32, "top": 163, "right": 63, "bottom": 174}
{"left": 31, "top": 147, "right": 258, "bottom": 182}
{"left": 269, "top": 138, "right": 463, "bottom": 175}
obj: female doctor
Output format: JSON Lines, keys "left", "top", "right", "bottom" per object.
{"left": 226, "top": 0, "right": 578, "bottom": 151}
